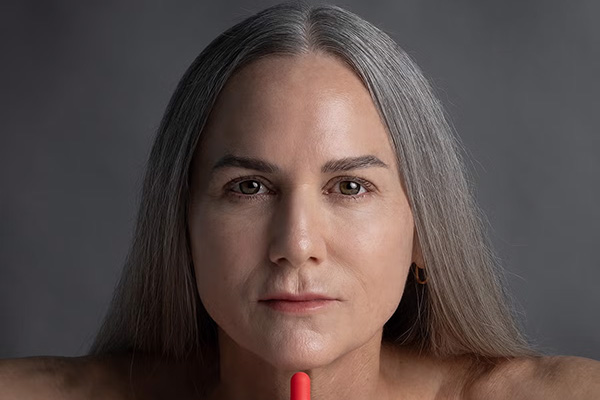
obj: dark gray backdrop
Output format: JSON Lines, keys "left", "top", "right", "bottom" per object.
{"left": 1, "top": 0, "right": 598, "bottom": 360}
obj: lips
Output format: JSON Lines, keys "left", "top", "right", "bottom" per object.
{"left": 261, "top": 299, "right": 335, "bottom": 313}
{"left": 259, "top": 292, "right": 336, "bottom": 301}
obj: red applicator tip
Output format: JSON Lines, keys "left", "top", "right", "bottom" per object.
{"left": 290, "top": 372, "right": 311, "bottom": 400}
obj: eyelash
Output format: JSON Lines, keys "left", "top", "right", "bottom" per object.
{"left": 224, "top": 175, "right": 375, "bottom": 202}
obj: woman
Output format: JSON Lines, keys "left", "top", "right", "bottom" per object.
{"left": 2, "top": 1, "right": 599, "bottom": 399}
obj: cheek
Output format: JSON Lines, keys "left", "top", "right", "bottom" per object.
{"left": 188, "top": 203, "right": 265, "bottom": 319}
{"left": 338, "top": 203, "right": 413, "bottom": 317}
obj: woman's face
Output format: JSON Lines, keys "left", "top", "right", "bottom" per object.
{"left": 188, "top": 53, "right": 419, "bottom": 370}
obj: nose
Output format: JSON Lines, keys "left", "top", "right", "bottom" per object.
{"left": 267, "top": 186, "right": 327, "bottom": 268}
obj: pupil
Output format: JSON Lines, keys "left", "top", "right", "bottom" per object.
{"left": 240, "top": 180, "right": 260, "bottom": 194}
{"left": 238, "top": 181, "right": 361, "bottom": 196}
{"left": 341, "top": 181, "right": 360, "bottom": 195}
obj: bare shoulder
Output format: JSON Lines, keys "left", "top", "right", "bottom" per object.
{"left": 465, "top": 355, "right": 600, "bottom": 400}
{"left": 0, "top": 355, "right": 93, "bottom": 400}
{"left": 0, "top": 354, "right": 133, "bottom": 400}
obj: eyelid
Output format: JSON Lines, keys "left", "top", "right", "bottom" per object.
{"left": 223, "top": 174, "right": 376, "bottom": 200}
{"left": 226, "top": 175, "right": 273, "bottom": 195}
{"left": 327, "top": 175, "right": 375, "bottom": 194}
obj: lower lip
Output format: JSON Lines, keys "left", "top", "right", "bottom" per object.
{"left": 260, "top": 299, "right": 336, "bottom": 313}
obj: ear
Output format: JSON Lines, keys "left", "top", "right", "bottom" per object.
{"left": 412, "top": 226, "right": 425, "bottom": 267}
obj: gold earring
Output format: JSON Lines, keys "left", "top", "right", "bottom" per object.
{"left": 412, "top": 262, "right": 428, "bottom": 284}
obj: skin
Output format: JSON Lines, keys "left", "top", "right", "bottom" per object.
{"left": 187, "top": 52, "right": 427, "bottom": 400}
{"left": 2, "top": 352, "right": 600, "bottom": 399}
{"left": 2, "top": 53, "right": 600, "bottom": 400}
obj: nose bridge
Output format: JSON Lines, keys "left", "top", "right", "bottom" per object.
{"left": 268, "top": 185, "right": 326, "bottom": 268}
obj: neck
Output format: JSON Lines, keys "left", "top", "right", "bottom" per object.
{"left": 207, "top": 328, "right": 393, "bottom": 400}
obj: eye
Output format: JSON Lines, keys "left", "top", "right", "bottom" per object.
{"left": 329, "top": 176, "right": 374, "bottom": 200}
{"left": 338, "top": 180, "right": 364, "bottom": 196}
{"left": 224, "top": 175, "right": 375, "bottom": 202}
{"left": 227, "top": 176, "right": 271, "bottom": 198}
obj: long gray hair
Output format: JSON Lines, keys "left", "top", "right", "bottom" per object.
{"left": 89, "top": 0, "right": 540, "bottom": 369}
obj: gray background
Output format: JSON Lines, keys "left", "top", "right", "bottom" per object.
{"left": 1, "top": 0, "right": 598, "bottom": 360}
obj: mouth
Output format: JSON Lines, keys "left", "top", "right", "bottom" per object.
{"left": 259, "top": 292, "right": 337, "bottom": 302}
{"left": 259, "top": 298, "right": 337, "bottom": 313}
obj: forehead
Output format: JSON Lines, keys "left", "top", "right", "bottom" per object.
{"left": 195, "top": 52, "right": 397, "bottom": 174}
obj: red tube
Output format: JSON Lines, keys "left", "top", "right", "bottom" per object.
{"left": 290, "top": 372, "right": 311, "bottom": 400}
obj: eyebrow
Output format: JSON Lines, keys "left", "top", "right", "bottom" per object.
{"left": 210, "top": 153, "right": 389, "bottom": 177}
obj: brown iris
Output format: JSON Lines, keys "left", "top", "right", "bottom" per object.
{"left": 339, "top": 181, "right": 361, "bottom": 195}
{"left": 238, "top": 180, "right": 261, "bottom": 195}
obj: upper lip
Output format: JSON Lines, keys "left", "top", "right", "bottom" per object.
{"left": 260, "top": 292, "right": 336, "bottom": 301}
